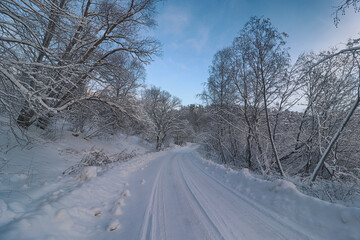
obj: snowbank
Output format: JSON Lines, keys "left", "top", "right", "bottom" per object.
{"left": 0, "top": 126, "right": 154, "bottom": 239}
{"left": 195, "top": 153, "right": 360, "bottom": 240}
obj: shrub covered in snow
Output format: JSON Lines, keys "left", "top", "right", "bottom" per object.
{"left": 63, "top": 149, "right": 136, "bottom": 175}
{"left": 295, "top": 179, "right": 360, "bottom": 207}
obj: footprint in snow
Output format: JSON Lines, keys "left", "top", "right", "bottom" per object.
{"left": 116, "top": 198, "right": 126, "bottom": 206}
{"left": 121, "top": 189, "right": 131, "bottom": 197}
{"left": 93, "top": 208, "right": 101, "bottom": 216}
{"left": 107, "top": 219, "right": 121, "bottom": 232}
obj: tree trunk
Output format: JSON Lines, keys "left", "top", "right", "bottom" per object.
{"left": 156, "top": 135, "right": 161, "bottom": 151}
{"left": 16, "top": 0, "right": 66, "bottom": 128}
{"left": 261, "top": 72, "right": 285, "bottom": 177}
{"left": 310, "top": 88, "right": 360, "bottom": 182}
{"left": 245, "top": 128, "right": 253, "bottom": 169}
{"left": 17, "top": 105, "right": 35, "bottom": 128}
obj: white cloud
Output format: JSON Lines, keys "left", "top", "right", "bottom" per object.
{"left": 186, "top": 26, "right": 210, "bottom": 53}
{"left": 310, "top": 11, "right": 360, "bottom": 52}
{"left": 167, "top": 58, "right": 189, "bottom": 71}
{"left": 158, "top": 6, "right": 191, "bottom": 36}
{"left": 327, "top": 11, "right": 360, "bottom": 46}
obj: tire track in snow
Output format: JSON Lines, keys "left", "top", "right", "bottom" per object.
{"left": 138, "top": 150, "right": 310, "bottom": 240}
{"left": 139, "top": 154, "right": 223, "bottom": 240}
{"left": 183, "top": 152, "right": 311, "bottom": 240}
{"left": 179, "top": 156, "right": 286, "bottom": 239}
{"left": 175, "top": 159, "right": 225, "bottom": 240}
{"left": 139, "top": 155, "right": 169, "bottom": 240}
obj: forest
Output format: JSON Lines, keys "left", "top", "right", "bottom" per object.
{"left": 1, "top": 0, "right": 360, "bottom": 205}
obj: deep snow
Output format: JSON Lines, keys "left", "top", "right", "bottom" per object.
{"left": 0, "top": 129, "right": 360, "bottom": 239}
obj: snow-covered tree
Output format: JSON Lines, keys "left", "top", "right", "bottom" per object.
{"left": 142, "top": 87, "right": 182, "bottom": 150}
{"left": 0, "top": 0, "right": 160, "bottom": 131}
{"left": 200, "top": 47, "right": 241, "bottom": 165}
{"left": 232, "top": 16, "right": 290, "bottom": 176}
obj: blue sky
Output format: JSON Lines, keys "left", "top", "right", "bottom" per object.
{"left": 145, "top": 0, "right": 360, "bottom": 105}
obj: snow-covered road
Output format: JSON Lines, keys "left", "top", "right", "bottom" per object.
{"left": 2, "top": 143, "right": 359, "bottom": 240}
{"left": 118, "top": 147, "right": 309, "bottom": 240}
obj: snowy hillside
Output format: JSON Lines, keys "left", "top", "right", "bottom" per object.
{"left": 0, "top": 127, "right": 153, "bottom": 236}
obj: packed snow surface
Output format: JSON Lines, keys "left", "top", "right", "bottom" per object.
{"left": 1, "top": 133, "right": 360, "bottom": 239}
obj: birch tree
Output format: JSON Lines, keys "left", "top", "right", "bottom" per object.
{"left": 233, "top": 16, "right": 290, "bottom": 176}
{"left": 200, "top": 48, "right": 241, "bottom": 165}
{"left": 305, "top": 50, "right": 360, "bottom": 181}
{"left": 307, "top": 0, "right": 360, "bottom": 181}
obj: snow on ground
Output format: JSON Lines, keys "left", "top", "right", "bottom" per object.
{"left": 0, "top": 126, "right": 360, "bottom": 239}
{"left": 196, "top": 153, "right": 360, "bottom": 240}
{"left": 0, "top": 124, "right": 153, "bottom": 234}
